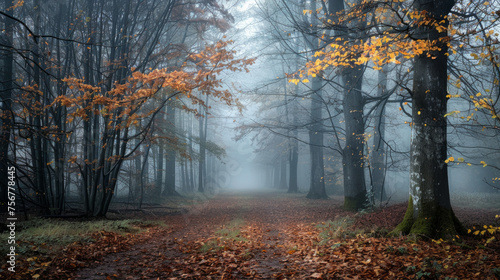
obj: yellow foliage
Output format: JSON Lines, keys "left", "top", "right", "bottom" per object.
{"left": 444, "top": 110, "right": 461, "bottom": 118}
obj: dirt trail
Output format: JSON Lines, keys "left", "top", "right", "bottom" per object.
{"left": 74, "top": 191, "right": 345, "bottom": 279}
{"left": 73, "top": 190, "right": 500, "bottom": 279}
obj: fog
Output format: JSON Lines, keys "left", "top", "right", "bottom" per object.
{"left": 4, "top": 2, "right": 500, "bottom": 278}
{"left": 198, "top": 0, "right": 500, "bottom": 206}
{"left": 3, "top": 0, "right": 499, "bottom": 219}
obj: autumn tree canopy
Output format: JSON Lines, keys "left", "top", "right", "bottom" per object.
{"left": 0, "top": 0, "right": 254, "bottom": 217}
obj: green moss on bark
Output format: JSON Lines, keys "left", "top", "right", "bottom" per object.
{"left": 390, "top": 196, "right": 465, "bottom": 239}
{"left": 390, "top": 195, "right": 414, "bottom": 236}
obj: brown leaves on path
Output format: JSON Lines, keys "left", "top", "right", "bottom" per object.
{"left": 3, "top": 191, "right": 500, "bottom": 279}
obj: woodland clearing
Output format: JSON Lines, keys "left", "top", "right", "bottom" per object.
{"left": 1, "top": 190, "right": 499, "bottom": 279}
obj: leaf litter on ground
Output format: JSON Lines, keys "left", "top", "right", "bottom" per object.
{"left": 1, "top": 191, "right": 499, "bottom": 279}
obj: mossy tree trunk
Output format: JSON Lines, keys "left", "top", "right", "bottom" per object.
{"left": 393, "top": 0, "right": 464, "bottom": 239}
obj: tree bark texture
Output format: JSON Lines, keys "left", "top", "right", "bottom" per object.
{"left": 393, "top": 0, "right": 464, "bottom": 239}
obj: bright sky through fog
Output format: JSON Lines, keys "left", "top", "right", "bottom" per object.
{"left": 234, "top": 1, "right": 259, "bottom": 38}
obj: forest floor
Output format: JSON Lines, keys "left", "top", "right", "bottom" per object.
{"left": 2, "top": 189, "right": 500, "bottom": 279}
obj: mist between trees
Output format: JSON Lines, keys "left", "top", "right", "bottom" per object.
{"left": 0, "top": 0, "right": 499, "bottom": 239}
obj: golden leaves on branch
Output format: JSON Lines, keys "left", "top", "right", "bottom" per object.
{"left": 6, "top": 0, "right": 24, "bottom": 11}
{"left": 306, "top": 35, "right": 447, "bottom": 80}
{"left": 295, "top": 5, "right": 474, "bottom": 83}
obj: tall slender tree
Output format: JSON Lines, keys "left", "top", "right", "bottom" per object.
{"left": 330, "top": 0, "right": 368, "bottom": 210}
{"left": 0, "top": 0, "right": 15, "bottom": 213}
{"left": 304, "top": 0, "right": 327, "bottom": 199}
{"left": 371, "top": 65, "right": 389, "bottom": 202}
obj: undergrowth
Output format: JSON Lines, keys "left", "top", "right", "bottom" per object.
{"left": 200, "top": 218, "right": 247, "bottom": 252}
{"left": 0, "top": 218, "right": 165, "bottom": 256}
{"left": 316, "top": 215, "right": 391, "bottom": 246}
{"left": 316, "top": 216, "right": 357, "bottom": 245}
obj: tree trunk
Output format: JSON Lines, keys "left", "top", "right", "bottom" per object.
{"left": 53, "top": 3, "right": 68, "bottom": 214}
{"left": 32, "top": 0, "right": 51, "bottom": 214}
{"left": 139, "top": 143, "right": 151, "bottom": 209}
{"left": 0, "top": 0, "right": 14, "bottom": 213}
{"left": 134, "top": 137, "right": 142, "bottom": 202}
{"left": 342, "top": 64, "right": 366, "bottom": 210}
{"left": 307, "top": 77, "right": 327, "bottom": 199}
{"left": 188, "top": 121, "right": 195, "bottom": 192}
{"left": 273, "top": 164, "right": 280, "bottom": 188}
{"left": 156, "top": 143, "right": 164, "bottom": 196}
{"left": 393, "top": 0, "right": 464, "bottom": 239}
{"left": 164, "top": 104, "right": 177, "bottom": 196}
{"left": 327, "top": 0, "right": 366, "bottom": 209}
{"left": 288, "top": 136, "right": 299, "bottom": 193}
{"left": 371, "top": 66, "right": 388, "bottom": 202}
{"left": 180, "top": 158, "right": 187, "bottom": 192}
{"left": 283, "top": 52, "right": 299, "bottom": 193}
{"left": 197, "top": 97, "right": 208, "bottom": 193}
{"left": 279, "top": 159, "right": 287, "bottom": 189}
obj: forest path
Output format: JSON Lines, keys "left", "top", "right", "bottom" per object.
{"left": 74, "top": 190, "right": 347, "bottom": 279}
{"left": 73, "top": 190, "right": 500, "bottom": 279}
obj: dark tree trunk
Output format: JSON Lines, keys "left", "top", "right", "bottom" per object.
{"left": 197, "top": 104, "right": 206, "bottom": 193}
{"left": 53, "top": 3, "right": 68, "bottom": 214}
{"left": 307, "top": 77, "right": 327, "bottom": 199}
{"left": 299, "top": 0, "right": 327, "bottom": 199}
{"left": 134, "top": 138, "right": 142, "bottom": 202}
{"left": 139, "top": 143, "right": 151, "bottom": 208}
{"left": 342, "top": 64, "right": 366, "bottom": 210}
{"left": 328, "top": 0, "right": 366, "bottom": 210}
{"left": 156, "top": 144, "right": 164, "bottom": 196}
{"left": 0, "top": 0, "right": 14, "bottom": 213}
{"left": 286, "top": 70, "right": 299, "bottom": 194}
{"left": 342, "top": 1, "right": 367, "bottom": 211}
{"left": 83, "top": 0, "right": 98, "bottom": 216}
{"left": 164, "top": 104, "right": 177, "bottom": 196}
{"left": 32, "top": 0, "right": 50, "bottom": 214}
{"left": 180, "top": 158, "right": 187, "bottom": 192}
{"left": 188, "top": 124, "right": 195, "bottom": 192}
{"left": 288, "top": 137, "right": 299, "bottom": 193}
{"left": 179, "top": 113, "right": 188, "bottom": 192}
{"left": 197, "top": 95, "right": 209, "bottom": 193}
{"left": 393, "top": 0, "right": 464, "bottom": 239}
